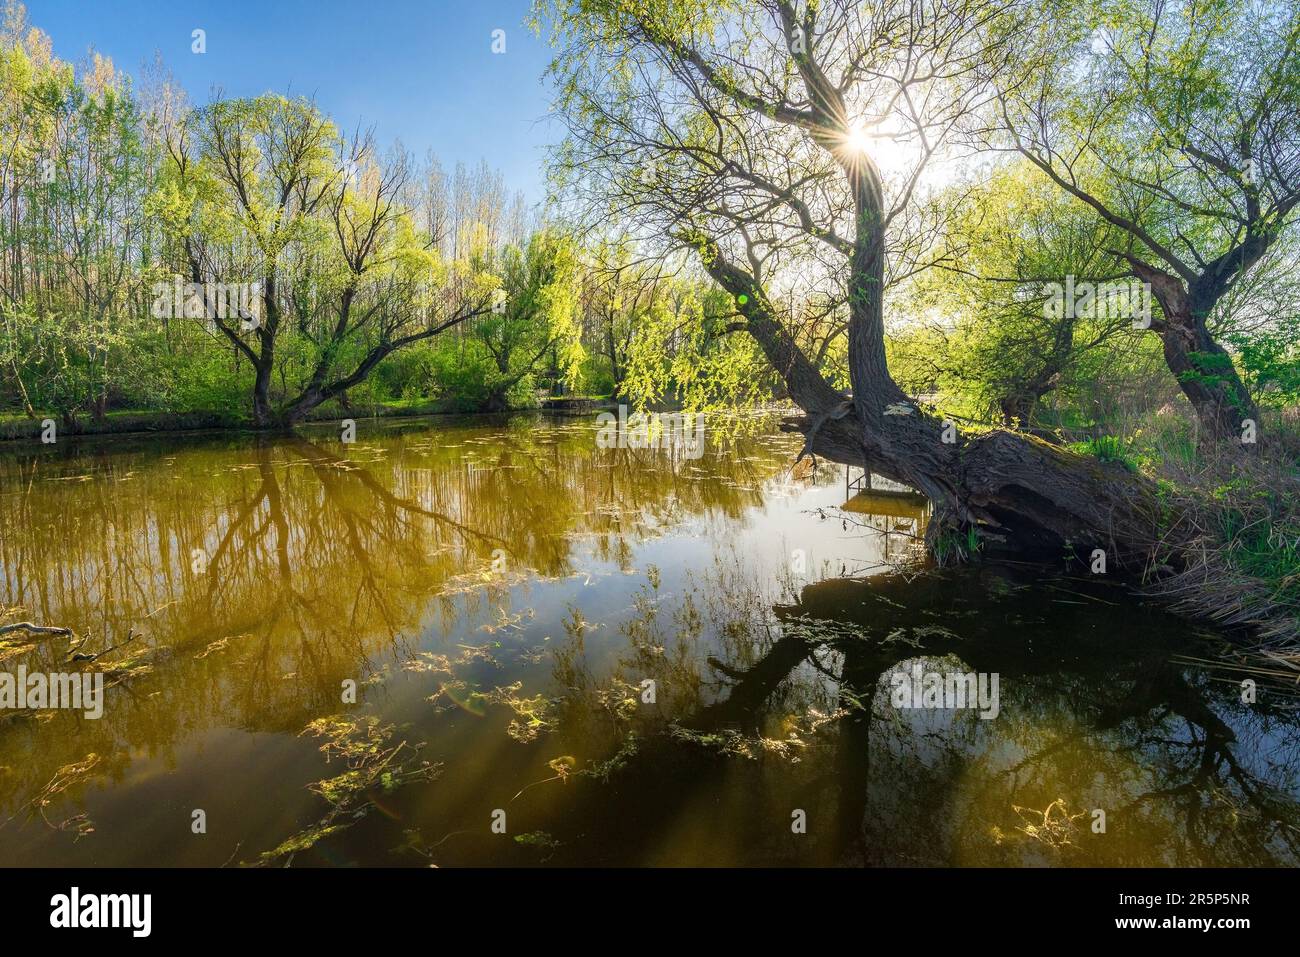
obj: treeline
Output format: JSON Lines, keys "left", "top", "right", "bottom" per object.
{"left": 3, "top": 0, "right": 1297, "bottom": 444}
{"left": 886, "top": 163, "right": 1300, "bottom": 434}
{"left": 0, "top": 2, "right": 765, "bottom": 430}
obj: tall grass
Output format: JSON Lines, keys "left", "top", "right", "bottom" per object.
{"left": 1120, "top": 405, "right": 1300, "bottom": 656}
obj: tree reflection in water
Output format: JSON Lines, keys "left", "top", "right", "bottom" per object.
{"left": 519, "top": 567, "right": 1300, "bottom": 866}
{"left": 0, "top": 415, "right": 1296, "bottom": 866}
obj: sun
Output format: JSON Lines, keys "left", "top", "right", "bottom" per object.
{"left": 837, "top": 120, "right": 905, "bottom": 176}
{"left": 837, "top": 118, "right": 932, "bottom": 181}
{"left": 844, "top": 121, "right": 872, "bottom": 155}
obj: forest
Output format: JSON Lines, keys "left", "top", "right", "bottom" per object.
{"left": 4, "top": 0, "right": 1296, "bottom": 637}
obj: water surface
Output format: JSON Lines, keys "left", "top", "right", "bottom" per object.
{"left": 1, "top": 414, "right": 1297, "bottom": 866}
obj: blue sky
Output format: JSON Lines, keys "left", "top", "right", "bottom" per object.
{"left": 24, "top": 0, "right": 558, "bottom": 202}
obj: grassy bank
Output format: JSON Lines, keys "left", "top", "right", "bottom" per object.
{"left": 1065, "top": 406, "right": 1300, "bottom": 660}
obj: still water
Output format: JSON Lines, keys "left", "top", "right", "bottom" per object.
{"left": 0, "top": 414, "right": 1297, "bottom": 866}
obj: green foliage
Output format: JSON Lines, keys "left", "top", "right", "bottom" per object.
{"left": 468, "top": 230, "right": 584, "bottom": 409}
{"left": 1211, "top": 479, "right": 1300, "bottom": 606}
{"left": 892, "top": 162, "right": 1145, "bottom": 427}
{"left": 933, "top": 526, "right": 983, "bottom": 566}
{"left": 0, "top": 21, "right": 161, "bottom": 421}
{"left": 1068, "top": 434, "right": 1138, "bottom": 472}
{"left": 425, "top": 339, "right": 496, "bottom": 411}
{"left": 1231, "top": 313, "right": 1300, "bottom": 407}
{"left": 3, "top": 0, "right": 1297, "bottom": 444}
{"left": 622, "top": 279, "right": 774, "bottom": 411}
{"left": 130, "top": 333, "right": 252, "bottom": 415}
{"left": 0, "top": 8, "right": 512, "bottom": 426}
{"left": 573, "top": 353, "right": 616, "bottom": 397}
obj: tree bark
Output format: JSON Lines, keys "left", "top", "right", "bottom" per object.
{"left": 700, "top": 240, "right": 1168, "bottom": 569}
{"left": 274, "top": 306, "right": 487, "bottom": 426}
{"left": 1128, "top": 259, "right": 1258, "bottom": 444}
{"left": 251, "top": 355, "right": 275, "bottom": 428}
{"left": 0, "top": 622, "right": 73, "bottom": 638}
{"left": 697, "top": 21, "right": 1178, "bottom": 568}
{"left": 999, "top": 395, "right": 1031, "bottom": 429}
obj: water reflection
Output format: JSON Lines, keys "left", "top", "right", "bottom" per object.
{"left": 0, "top": 415, "right": 1296, "bottom": 866}
{"left": 422, "top": 563, "right": 1300, "bottom": 867}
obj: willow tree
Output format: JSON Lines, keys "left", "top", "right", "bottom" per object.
{"left": 581, "top": 239, "right": 669, "bottom": 398}
{"left": 542, "top": 0, "right": 1172, "bottom": 564}
{"left": 897, "top": 162, "right": 1145, "bottom": 428}
{"left": 156, "top": 94, "right": 496, "bottom": 426}
{"left": 472, "top": 229, "right": 584, "bottom": 411}
{"left": 996, "top": 0, "right": 1300, "bottom": 443}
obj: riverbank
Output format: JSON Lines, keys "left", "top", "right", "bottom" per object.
{"left": 0, "top": 395, "right": 619, "bottom": 443}
{"left": 4, "top": 398, "right": 1295, "bottom": 664}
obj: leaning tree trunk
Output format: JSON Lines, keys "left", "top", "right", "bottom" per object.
{"left": 700, "top": 240, "right": 1171, "bottom": 571}
{"left": 686, "top": 26, "right": 1186, "bottom": 572}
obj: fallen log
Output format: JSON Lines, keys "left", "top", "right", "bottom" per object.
{"left": 0, "top": 622, "right": 73, "bottom": 639}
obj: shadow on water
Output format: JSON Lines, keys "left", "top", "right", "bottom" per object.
{"left": 513, "top": 567, "right": 1300, "bottom": 867}
{"left": 0, "top": 414, "right": 1297, "bottom": 866}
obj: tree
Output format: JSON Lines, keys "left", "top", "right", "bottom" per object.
{"left": 897, "top": 162, "right": 1141, "bottom": 428}
{"left": 996, "top": 0, "right": 1300, "bottom": 443}
{"left": 1225, "top": 236, "right": 1300, "bottom": 406}
{"left": 543, "top": 0, "right": 1169, "bottom": 564}
{"left": 580, "top": 240, "right": 660, "bottom": 398}
{"left": 0, "top": 14, "right": 157, "bottom": 424}
{"left": 158, "top": 94, "right": 496, "bottom": 426}
{"left": 472, "top": 229, "right": 584, "bottom": 411}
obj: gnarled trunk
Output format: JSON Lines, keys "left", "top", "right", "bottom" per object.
{"left": 1159, "top": 314, "right": 1254, "bottom": 444}
{"left": 700, "top": 241, "right": 1170, "bottom": 571}
{"left": 685, "top": 35, "right": 1180, "bottom": 569}
{"left": 1130, "top": 260, "right": 1257, "bottom": 444}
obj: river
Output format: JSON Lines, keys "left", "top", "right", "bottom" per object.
{"left": 0, "top": 413, "right": 1296, "bottom": 866}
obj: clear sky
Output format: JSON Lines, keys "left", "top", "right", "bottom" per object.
{"left": 24, "top": 0, "right": 558, "bottom": 203}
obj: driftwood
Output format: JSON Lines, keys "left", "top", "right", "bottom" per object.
{"left": 68, "top": 629, "right": 139, "bottom": 663}
{"left": 0, "top": 622, "right": 73, "bottom": 639}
